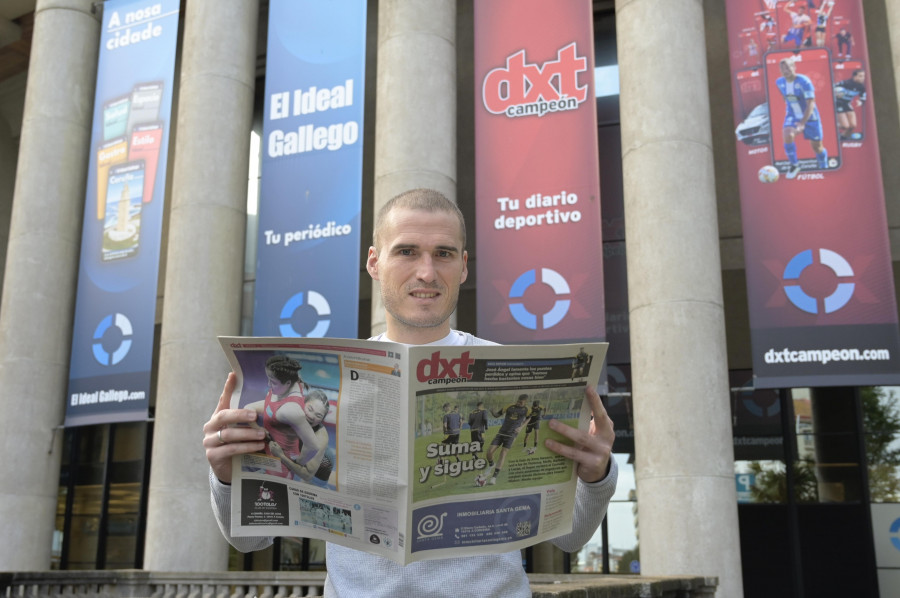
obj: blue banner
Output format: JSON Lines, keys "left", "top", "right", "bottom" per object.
{"left": 253, "top": 0, "right": 367, "bottom": 338}
{"left": 65, "top": 0, "right": 179, "bottom": 426}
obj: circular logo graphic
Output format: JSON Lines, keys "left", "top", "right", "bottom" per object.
{"left": 279, "top": 291, "right": 331, "bottom": 337}
{"left": 783, "top": 248, "right": 854, "bottom": 315}
{"left": 890, "top": 517, "right": 900, "bottom": 551}
{"left": 92, "top": 313, "right": 133, "bottom": 366}
{"left": 735, "top": 379, "right": 780, "bottom": 418}
{"left": 508, "top": 268, "right": 571, "bottom": 330}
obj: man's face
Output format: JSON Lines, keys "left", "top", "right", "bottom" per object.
{"left": 367, "top": 207, "right": 468, "bottom": 343}
{"left": 853, "top": 71, "right": 866, "bottom": 84}
{"left": 779, "top": 60, "right": 796, "bottom": 78}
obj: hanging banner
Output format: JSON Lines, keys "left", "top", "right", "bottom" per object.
{"left": 474, "top": 0, "right": 605, "bottom": 344}
{"left": 725, "top": 0, "right": 900, "bottom": 388}
{"left": 65, "top": 0, "right": 179, "bottom": 426}
{"left": 253, "top": 0, "right": 366, "bottom": 339}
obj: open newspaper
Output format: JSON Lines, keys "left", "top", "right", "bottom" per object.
{"left": 219, "top": 336, "right": 608, "bottom": 565}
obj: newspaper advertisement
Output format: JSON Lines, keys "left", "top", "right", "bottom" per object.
{"left": 219, "top": 336, "right": 608, "bottom": 565}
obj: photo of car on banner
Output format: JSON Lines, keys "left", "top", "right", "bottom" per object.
{"left": 735, "top": 102, "right": 771, "bottom": 147}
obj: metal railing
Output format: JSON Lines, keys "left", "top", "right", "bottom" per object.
{"left": 0, "top": 570, "right": 718, "bottom": 598}
{"left": 0, "top": 571, "right": 326, "bottom": 598}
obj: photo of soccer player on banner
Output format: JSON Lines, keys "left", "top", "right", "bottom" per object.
{"left": 832, "top": 59, "right": 866, "bottom": 141}
{"left": 764, "top": 48, "right": 841, "bottom": 178}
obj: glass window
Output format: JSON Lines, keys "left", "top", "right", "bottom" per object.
{"left": 608, "top": 499, "right": 639, "bottom": 574}
{"left": 735, "top": 459, "right": 788, "bottom": 504}
{"left": 791, "top": 387, "right": 863, "bottom": 503}
{"left": 104, "top": 422, "right": 147, "bottom": 568}
{"left": 593, "top": 7, "right": 619, "bottom": 125}
{"left": 53, "top": 423, "right": 149, "bottom": 570}
{"left": 730, "top": 371, "right": 782, "bottom": 439}
{"left": 63, "top": 426, "right": 109, "bottom": 569}
{"left": 569, "top": 452, "right": 636, "bottom": 574}
{"left": 862, "top": 386, "right": 900, "bottom": 503}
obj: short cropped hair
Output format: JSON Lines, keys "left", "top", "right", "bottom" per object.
{"left": 373, "top": 188, "right": 466, "bottom": 251}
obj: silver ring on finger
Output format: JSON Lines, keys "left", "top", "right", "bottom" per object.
{"left": 217, "top": 428, "right": 226, "bottom": 445}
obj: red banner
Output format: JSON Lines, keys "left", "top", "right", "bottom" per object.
{"left": 474, "top": 0, "right": 604, "bottom": 344}
{"left": 725, "top": 0, "right": 900, "bottom": 388}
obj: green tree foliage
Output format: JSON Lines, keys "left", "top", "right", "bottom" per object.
{"left": 616, "top": 546, "right": 640, "bottom": 574}
{"left": 861, "top": 386, "right": 900, "bottom": 502}
{"left": 748, "top": 460, "right": 819, "bottom": 503}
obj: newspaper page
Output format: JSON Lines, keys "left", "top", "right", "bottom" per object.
{"left": 219, "top": 336, "right": 607, "bottom": 565}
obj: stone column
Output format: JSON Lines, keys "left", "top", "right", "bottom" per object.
{"left": 143, "top": 0, "right": 258, "bottom": 571}
{"left": 874, "top": 0, "right": 900, "bottom": 232}
{"left": 0, "top": 0, "right": 99, "bottom": 570}
{"left": 370, "top": 0, "right": 457, "bottom": 336}
{"left": 616, "top": 0, "right": 743, "bottom": 596}
{"left": 887, "top": 0, "right": 900, "bottom": 113}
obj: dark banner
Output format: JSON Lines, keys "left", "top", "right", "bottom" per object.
{"left": 66, "top": 0, "right": 179, "bottom": 426}
{"left": 474, "top": 0, "right": 605, "bottom": 344}
{"left": 253, "top": 0, "right": 367, "bottom": 338}
{"left": 725, "top": 0, "right": 900, "bottom": 388}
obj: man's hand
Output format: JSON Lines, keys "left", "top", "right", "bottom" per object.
{"left": 545, "top": 384, "right": 615, "bottom": 484}
{"left": 202, "top": 372, "right": 267, "bottom": 484}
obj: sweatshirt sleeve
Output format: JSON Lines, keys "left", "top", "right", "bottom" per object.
{"left": 550, "top": 455, "right": 618, "bottom": 553}
{"left": 209, "top": 468, "right": 275, "bottom": 553}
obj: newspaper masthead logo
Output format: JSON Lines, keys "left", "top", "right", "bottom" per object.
{"left": 416, "top": 351, "right": 475, "bottom": 384}
{"left": 482, "top": 42, "right": 588, "bottom": 118}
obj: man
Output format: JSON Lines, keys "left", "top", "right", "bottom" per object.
{"left": 483, "top": 393, "right": 531, "bottom": 484}
{"left": 439, "top": 402, "right": 462, "bottom": 466}
{"left": 834, "top": 68, "right": 866, "bottom": 140}
{"left": 834, "top": 27, "right": 853, "bottom": 60}
{"left": 782, "top": 1, "right": 812, "bottom": 48}
{"left": 202, "top": 188, "right": 617, "bottom": 598}
{"left": 522, "top": 399, "right": 545, "bottom": 454}
{"left": 775, "top": 57, "right": 828, "bottom": 179}
{"left": 571, "top": 346, "right": 590, "bottom": 380}
{"left": 467, "top": 400, "right": 488, "bottom": 458}
{"left": 442, "top": 403, "right": 461, "bottom": 444}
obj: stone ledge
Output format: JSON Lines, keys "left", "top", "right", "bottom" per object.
{"left": 529, "top": 574, "right": 718, "bottom": 597}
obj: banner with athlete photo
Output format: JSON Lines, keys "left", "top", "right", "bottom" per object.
{"left": 253, "top": 0, "right": 366, "bottom": 339}
{"left": 725, "top": 0, "right": 900, "bottom": 388}
{"left": 474, "top": 0, "right": 605, "bottom": 344}
{"left": 65, "top": 0, "right": 179, "bottom": 426}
